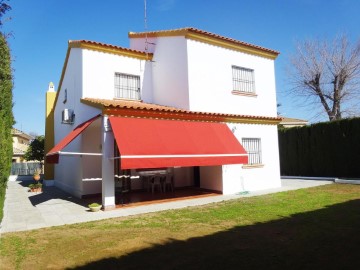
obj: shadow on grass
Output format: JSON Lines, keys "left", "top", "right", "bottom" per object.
{"left": 68, "top": 198, "right": 360, "bottom": 270}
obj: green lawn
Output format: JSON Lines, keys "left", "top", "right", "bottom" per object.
{"left": 1, "top": 184, "right": 360, "bottom": 269}
{"left": 0, "top": 189, "right": 4, "bottom": 222}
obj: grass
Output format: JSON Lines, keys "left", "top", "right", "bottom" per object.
{"left": 0, "top": 189, "right": 4, "bottom": 222}
{"left": 1, "top": 184, "right": 360, "bottom": 269}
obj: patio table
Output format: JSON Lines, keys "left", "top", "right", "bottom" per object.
{"left": 137, "top": 169, "right": 168, "bottom": 193}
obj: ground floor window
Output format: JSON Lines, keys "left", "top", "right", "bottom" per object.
{"left": 242, "top": 138, "right": 262, "bottom": 165}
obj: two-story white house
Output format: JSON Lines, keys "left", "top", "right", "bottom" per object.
{"left": 45, "top": 27, "right": 281, "bottom": 210}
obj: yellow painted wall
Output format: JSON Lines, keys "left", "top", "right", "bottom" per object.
{"left": 44, "top": 89, "right": 56, "bottom": 180}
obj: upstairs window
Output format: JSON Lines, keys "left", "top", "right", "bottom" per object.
{"left": 232, "top": 66, "right": 255, "bottom": 94}
{"left": 242, "top": 138, "right": 262, "bottom": 165}
{"left": 114, "top": 73, "right": 140, "bottom": 100}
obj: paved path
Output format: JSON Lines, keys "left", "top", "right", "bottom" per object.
{"left": 0, "top": 178, "right": 333, "bottom": 234}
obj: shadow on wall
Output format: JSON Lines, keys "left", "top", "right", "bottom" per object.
{"left": 68, "top": 198, "right": 360, "bottom": 270}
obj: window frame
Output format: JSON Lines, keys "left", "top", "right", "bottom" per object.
{"left": 241, "top": 138, "right": 263, "bottom": 166}
{"left": 231, "top": 65, "right": 256, "bottom": 96}
{"left": 114, "top": 72, "right": 141, "bottom": 100}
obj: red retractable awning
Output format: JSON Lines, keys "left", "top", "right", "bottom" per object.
{"left": 109, "top": 117, "right": 248, "bottom": 169}
{"left": 46, "top": 114, "right": 100, "bottom": 164}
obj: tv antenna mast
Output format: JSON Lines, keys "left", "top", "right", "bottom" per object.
{"left": 143, "top": 0, "right": 155, "bottom": 61}
{"left": 144, "top": 0, "right": 149, "bottom": 54}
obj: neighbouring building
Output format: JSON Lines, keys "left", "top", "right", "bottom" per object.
{"left": 11, "top": 128, "right": 32, "bottom": 163}
{"left": 280, "top": 117, "right": 308, "bottom": 128}
{"left": 45, "top": 27, "right": 282, "bottom": 210}
{"left": 11, "top": 128, "right": 43, "bottom": 176}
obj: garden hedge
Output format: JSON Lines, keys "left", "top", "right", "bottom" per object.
{"left": 0, "top": 32, "right": 14, "bottom": 221}
{"left": 278, "top": 118, "right": 360, "bottom": 178}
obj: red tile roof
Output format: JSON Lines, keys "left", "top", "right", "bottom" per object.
{"left": 82, "top": 98, "right": 184, "bottom": 111}
{"left": 69, "top": 40, "right": 151, "bottom": 56}
{"left": 129, "top": 27, "right": 280, "bottom": 56}
{"left": 81, "top": 98, "right": 281, "bottom": 124}
{"left": 280, "top": 117, "right": 308, "bottom": 123}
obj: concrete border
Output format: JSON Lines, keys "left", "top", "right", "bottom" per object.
{"left": 282, "top": 176, "right": 360, "bottom": 185}
{"left": 335, "top": 179, "right": 360, "bottom": 185}
{"left": 281, "top": 176, "right": 337, "bottom": 181}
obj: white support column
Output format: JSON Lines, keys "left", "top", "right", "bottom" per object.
{"left": 101, "top": 115, "right": 115, "bottom": 210}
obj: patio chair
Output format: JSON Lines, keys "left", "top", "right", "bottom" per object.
{"left": 162, "top": 169, "right": 174, "bottom": 192}
{"left": 151, "top": 175, "right": 163, "bottom": 193}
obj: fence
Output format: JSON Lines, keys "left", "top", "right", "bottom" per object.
{"left": 11, "top": 162, "right": 43, "bottom": 175}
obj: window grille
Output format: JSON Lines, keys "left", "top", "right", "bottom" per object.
{"left": 232, "top": 66, "right": 255, "bottom": 93}
{"left": 114, "top": 73, "right": 140, "bottom": 100}
{"left": 242, "top": 138, "right": 262, "bottom": 165}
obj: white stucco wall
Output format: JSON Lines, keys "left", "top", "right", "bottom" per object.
{"left": 129, "top": 37, "right": 157, "bottom": 53}
{"left": 222, "top": 123, "right": 281, "bottom": 194}
{"left": 150, "top": 36, "right": 190, "bottom": 109}
{"left": 53, "top": 49, "right": 102, "bottom": 198}
{"left": 81, "top": 118, "right": 102, "bottom": 195}
{"left": 186, "top": 39, "right": 278, "bottom": 117}
{"left": 53, "top": 49, "right": 83, "bottom": 197}
{"left": 130, "top": 35, "right": 278, "bottom": 117}
{"left": 81, "top": 49, "right": 152, "bottom": 102}
{"left": 53, "top": 47, "right": 152, "bottom": 198}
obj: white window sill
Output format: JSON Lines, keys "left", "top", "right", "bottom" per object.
{"left": 231, "top": 90, "right": 257, "bottom": 97}
{"left": 113, "top": 97, "right": 142, "bottom": 102}
{"left": 242, "top": 164, "right": 264, "bottom": 169}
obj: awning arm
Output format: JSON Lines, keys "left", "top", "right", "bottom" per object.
{"left": 47, "top": 151, "right": 102, "bottom": 157}
{"left": 109, "top": 153, "right": 248, "bottom": 160}
{"left": 109, "top": 156, "right": 121, "bottom": 160}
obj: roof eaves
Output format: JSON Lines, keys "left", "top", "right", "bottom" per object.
{"left": 280, "top": 117, "right": 308, "bottom": 123}
{"left": 129, "top": 27, "right": 279, "bottom": 59}
{"left": 81, "top": 98, "right": 281, "bottom": 125}
{"left": 68, "top": 40, "right": 153, "bottom": 60}
{"left": 81, "top": 98, "right": 106, "bottom": 110}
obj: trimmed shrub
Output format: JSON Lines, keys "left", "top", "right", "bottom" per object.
{"left": 278, "top": 118, "right": 360, "bottom": 178}
{"left": 0, "top": 32, "right": 14, "bottom": 221}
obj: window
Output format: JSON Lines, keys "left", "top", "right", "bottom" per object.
{"left": 242, "top": 138, "right": 262, "bottom": 165}
{"left": 232, "top": 66, "right": 255, "bottom": 94}
{"left": 114, "top": 73, "right": 140, "bottom": 100}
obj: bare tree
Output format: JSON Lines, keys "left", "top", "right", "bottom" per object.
{"left": 288, "top": 35, "right": 360, "bottom": 121}
{"left": 0, "top": 0, "right": 11, "bottom": 26}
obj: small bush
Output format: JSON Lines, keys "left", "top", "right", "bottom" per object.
{"left": 88, "top": 203, "right": 101, "bottom": 208}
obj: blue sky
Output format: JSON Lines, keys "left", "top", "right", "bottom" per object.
{"left": 2, "top": 0, "right": 360, "bottom": 135}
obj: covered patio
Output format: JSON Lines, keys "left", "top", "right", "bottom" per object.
{"left": 114, "top": 187, "right": 220, "bottom": 208}
{"left": 46, "top": 99, "right": 266, "bottom": 210}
